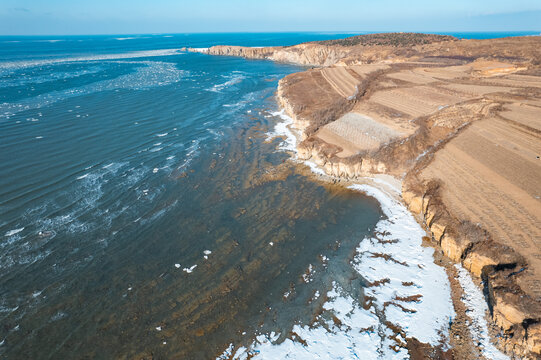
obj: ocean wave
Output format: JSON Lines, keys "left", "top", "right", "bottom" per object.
{"left": 207, "top": 74, "right": 246, "bottom": 93}
{"left": 35, "top": 39, "right": 64, "bottom": 43}
{"left": 266, "top": 110, "right": 298, "bottom": 152}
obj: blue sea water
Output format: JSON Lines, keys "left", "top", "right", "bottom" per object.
{"left": 0, "top": 33, "right": 384, "bottom": 359}
{"left": 0, "top": 31, "right": 534, "bottom": 359}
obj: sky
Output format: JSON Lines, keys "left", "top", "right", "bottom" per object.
{"left": 0, "top": 0, "right": 540, "bottom": 35}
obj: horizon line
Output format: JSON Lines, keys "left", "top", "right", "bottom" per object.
{"left": 0, "top": 30, "right": 540, "bottom": 37}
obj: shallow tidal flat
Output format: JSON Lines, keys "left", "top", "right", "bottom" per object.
{"left": 0, "top": 97, "right": 385, "bottom": 359}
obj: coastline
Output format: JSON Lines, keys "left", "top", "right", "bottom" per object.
{"left": 197, "top": 33, "right": 541, "bottom": 358}
{"left": 266, "top": 92, "right": 509, "bottom": 359}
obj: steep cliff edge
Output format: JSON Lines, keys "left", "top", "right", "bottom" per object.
{"left": 197, "top": 33, "right": 541, "bottom": 358}
{"left": 189, "top": 43, "right": 352, "bottom": 66}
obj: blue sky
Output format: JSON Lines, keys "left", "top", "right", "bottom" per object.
{"left": 1, "top": 0, "right": 540, "bottom": 35}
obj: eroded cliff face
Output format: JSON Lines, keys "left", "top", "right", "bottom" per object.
{"left": 401, "top": 180, "right": 541, "bottom": 358}
{"left": 190, "top": 43, "right": 352, "bottom": 67}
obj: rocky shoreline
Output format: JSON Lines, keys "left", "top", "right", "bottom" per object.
{"left": 275, "top": 82, "right": 540, "bottom": 359}
{"left": 190, "top": 33, "right": 541, "bottom": 358}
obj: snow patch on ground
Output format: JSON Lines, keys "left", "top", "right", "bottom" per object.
{"left": 454, "top": 264, "right": 509, "bottom": 360}
{"left": 215, "top": 183, "right": 455, "bottom": 359}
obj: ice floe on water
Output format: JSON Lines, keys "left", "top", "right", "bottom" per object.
{"left": 0, "top": 49, "right": 184, "bottom": 71}
{"left": 183, "top": 265, "right": 197, "bottom": 273}
{"left": 4, "top": 228, "right": 24, "bottom": 237}
{"left": 0, "top": 61, "right": 188, "bottom": 119}
{"left": 454, "top": 264, "right": 509, "bottom": 360}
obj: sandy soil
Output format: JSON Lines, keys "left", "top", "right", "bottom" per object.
{"left": 500, "top": 103, "right": 541, "bottom": 131}
{"left": 439, "top": 83, "right": 517, "bottom": 97}
{"left": 369, "top": 85, "right": 467, "bottom": 118}
{"left": 320, "top": 66, "right": 360, "bottom": 98}
{"left": 387, "top": 70, "right": 437, "bottom": 84}
{"left": 481, "top": 74, "right": 541, "bottom": 88}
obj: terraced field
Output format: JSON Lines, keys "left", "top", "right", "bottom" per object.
{"left": 369, "top": 86, "right": 466, "bottom": 117}
{"left": 421, "top": 116, "right": 541, "bottom": 299}
{"left": 317, "top": 112, "right": 402, "bottom": 156}
{"left": 320, "top": 66, "right": 360, "bottom": 98}
{"left": 482, "top": 74, "right": 541, "bottom": 88}
{"left": 387, "top": 70, "right": 437, "bottom": 84}
{"left": 439, "top": 83, "right": 516, "bottom": 97}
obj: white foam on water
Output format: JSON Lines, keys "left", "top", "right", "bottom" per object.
{"left": 266, "top": 110, "right": 298, "bottom": 153}
{"left": 454, "top": 264, "right": 509, "bottom": 360}
{"left": 76, "top": 173, "right": 89, "bottom": 180}
{"left": 36, "top": 39, "right": 64, "bottom": 43}
{"left": 208, "top": 74, "right": 246, "bottom": 92}
{"left": 4, "top": 228, "right": 24, "bottom": 237}
{"left": 174, "top": 139, "right": 201, "bottom": 173}
{"left": 156, "top": 133, "right": 168, "bottom": 137}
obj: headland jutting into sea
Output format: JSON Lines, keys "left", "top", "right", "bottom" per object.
{"left": 190, "top": 33, "right": 541, "bottom": 358}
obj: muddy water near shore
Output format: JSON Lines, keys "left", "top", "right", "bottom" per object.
{"left": 1, "top": 105, "right": 383, "bottom": 359}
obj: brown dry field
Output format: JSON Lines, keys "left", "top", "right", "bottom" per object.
{"left": 320, "top": 66, "right": 359, "bottom": 98}
{"left": 308, "top": 58, "right": 541, "bottom": 299}
{"left": 369, "top": 85, "right": 466, "bottom": 117}
{"left": 421, "top": 116, "right": 541, "bottom": 298}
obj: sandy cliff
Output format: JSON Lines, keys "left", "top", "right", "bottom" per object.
{"left": 190, "top": 43, "right": 351, "bottom": 66}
